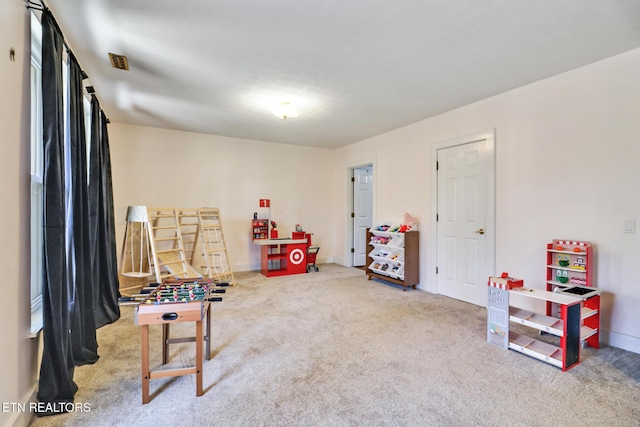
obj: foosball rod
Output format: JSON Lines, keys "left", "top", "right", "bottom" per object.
{"left": 136, "top": 288, "right": 225, "bottom": 295}
{"left": 119, "top": 295, "right": 224, "bottom": 303}
{"left": 139, "top": 282, "right": 229, "bottom": 291}
{"left": 130, "top": 290, "right": 224, "bottom": 299}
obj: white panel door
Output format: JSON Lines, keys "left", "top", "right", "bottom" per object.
{"left": 353, "top": 166, "right": 373, "bottom": 266}
{"left": 436, "top": 140, "right": 488, "bottom": 306}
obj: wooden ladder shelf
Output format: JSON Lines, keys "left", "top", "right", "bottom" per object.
{"left": 196, "top": 208, "right": 235, "bottom": 286}
{"left": 119, "top": 206, "right": 235, "bottom": 288}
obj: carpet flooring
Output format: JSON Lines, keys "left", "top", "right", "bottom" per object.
{"left": 29, "top": 264, "right": 640, "bottom": 427}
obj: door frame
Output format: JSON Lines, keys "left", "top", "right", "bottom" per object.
{"left": 345, "top": 158, "right": 377, "bottom": 268}
{"left": 429, "top": 130, "right": 496, "bottom": 305}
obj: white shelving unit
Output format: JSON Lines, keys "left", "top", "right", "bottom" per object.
{"left": 509, "top": 307, "right": 564, "bottom": 336}
{"left": 366, "top": 222, "right": 418, "bottom": 290}
{"left": 508, "top": 288, "right": 583, "bottom": 370}
{"left": 487, "top": 278, "right": 584, "bottom": 371}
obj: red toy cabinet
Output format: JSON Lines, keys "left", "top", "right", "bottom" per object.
{"left": 545, "top": 239, "right": 601, "bottom": 349}
{"left": 254, "top": 236, "right": 308, "bottom": 277}
{"left": 545, "top": 240, "right": 592, "bottom": 288}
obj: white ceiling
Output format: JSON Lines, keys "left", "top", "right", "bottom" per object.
{"left": 46, "top": 0, "right": 640, "bottom": 149}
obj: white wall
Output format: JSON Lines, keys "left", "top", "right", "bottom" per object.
{"left": 332, "top": 48, "right": 640, "bottom": 353}
{"left": 108, "top": 124, "right": 337, "bottom": 271}
{"left": 1, "top": 3, "right": 39, "bottom": 427}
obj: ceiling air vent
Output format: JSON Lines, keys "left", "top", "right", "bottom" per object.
{"left": 108, "top": 53, "right": 129, "bottom": 70}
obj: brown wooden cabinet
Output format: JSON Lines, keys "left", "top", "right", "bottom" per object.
{"left": 366, "top": 229, "right": 419, "bottom": 290}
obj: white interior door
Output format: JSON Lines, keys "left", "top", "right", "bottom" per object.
{"left": 353, "top": 166, "right": 373, "bottom": 266}
{"left": 436, "top": 137, "right": 494, "bottom": 306}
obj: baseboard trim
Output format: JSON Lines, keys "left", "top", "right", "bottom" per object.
{"left": 5, "top": 384, "right": 38, "bottom": 427}
{"left": 600, "top": 329, "right": 640, "bottom": 354}
{"left": 233, "top": 256, "right": 335, "bottom": 273}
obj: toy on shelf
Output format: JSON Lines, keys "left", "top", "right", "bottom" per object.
{"left": 398, "top": 212, "right": 418, "bottom": 233}
{"left": 556, "top": 269, "right": 569, "bottom": 283}
{"left": 370, "top": 235, "right": 391, "bottom": 245}
{"left": 374, "top": 224, "right": 391, "bottom": 232}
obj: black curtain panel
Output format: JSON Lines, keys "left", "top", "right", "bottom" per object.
{"left": 37, "top": 9, "right": 78, "bottom": 409}
{"left": 87, "top": 95, "right": 100, "bottom": 272}
{"left": 90, "top": 100, "right": 121, "bottom": 328}
{"left": 68, "top": 52, "right": 99, "bottom": 366}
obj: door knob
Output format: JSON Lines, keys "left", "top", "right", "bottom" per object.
{"left": 475, "top": 228, "right": 485, "bottom": 235}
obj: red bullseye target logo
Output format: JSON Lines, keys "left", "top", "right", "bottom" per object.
{"left": 289, "top": 248, "right": 305, "bottom": 265}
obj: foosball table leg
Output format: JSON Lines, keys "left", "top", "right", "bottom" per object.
{"left": 196, "top": 319, "right": 203, "bottom": 396}
{"left": 205, "top": 304, "right": 212, "bottom": 360}
{"left": 141, "top": 325, "right": 150, "bottom": 404}
{"left": 162, "top": 324, "right": 170, "bottom": 365}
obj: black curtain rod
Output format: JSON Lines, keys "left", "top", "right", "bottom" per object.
{"left": 27, "top": 0, "right": 105, "bottom": 118}
{"left": 26, "top": 0, "right": 44, "bottom": 11}
{"left": 26, "top": 1, "right": 90, "bottom": 80}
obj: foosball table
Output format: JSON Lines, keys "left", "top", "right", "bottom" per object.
{"left": 120, "top": 278, "right": 227, "bottom": 404}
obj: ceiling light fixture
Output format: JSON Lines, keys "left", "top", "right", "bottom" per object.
{"left": 270, "top": 102, "right": 301, "bottom": 120}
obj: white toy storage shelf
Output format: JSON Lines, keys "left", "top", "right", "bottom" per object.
{"left": 366, "top": 222, "right": 418, "bottom": 291}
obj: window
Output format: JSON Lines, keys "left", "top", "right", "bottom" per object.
{"left": 30, "top": 12, "right": 92, "bottom": 335}
{"left": 30, "top": 12, "right": 44, "bottom": 336}
{"left": 30, "top": 12, "right": 91, "bottom": 337}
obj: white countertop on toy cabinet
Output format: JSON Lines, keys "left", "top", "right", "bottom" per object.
{"left": 510, "top": 287, "right": 583, "bottom": 305}
{"left": 252, "top": 238, "right": 307, "bottom": 246}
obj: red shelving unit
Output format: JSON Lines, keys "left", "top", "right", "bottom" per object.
{"left": 545, "top": 239, "right": 600, "bottom": 349}
{"left": 252, "top": 219, "right": 269, "bottom": 240}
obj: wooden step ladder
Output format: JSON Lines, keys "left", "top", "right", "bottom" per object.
{"left": 195, "top": 208, "right": 235, "bottom": 286}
